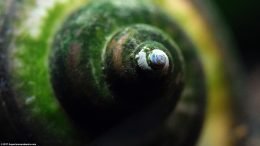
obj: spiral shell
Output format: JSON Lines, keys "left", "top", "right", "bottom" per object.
{"left": 0, "top": 0, "right": 244, "bottom": 146}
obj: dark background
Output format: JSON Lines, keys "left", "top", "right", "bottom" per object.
{"left": 213, "top": 0, "right": 260, "bottom": 71}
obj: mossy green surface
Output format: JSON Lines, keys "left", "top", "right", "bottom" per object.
{"left": 9, "top": 1, "right": 87, "bottom": 144}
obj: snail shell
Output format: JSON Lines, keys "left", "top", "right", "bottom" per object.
{"left": 49, "top": 0, "right": 192, "bottom": 140}
{"left": 0, "top": 0, "right": 244, "bottom": 146}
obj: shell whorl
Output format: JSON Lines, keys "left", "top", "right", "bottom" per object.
{"left": 49, "top": 0, "right": 188, "bottom": 137}
{"left": 3, "top": 0, "right": 206, "bottom": 145}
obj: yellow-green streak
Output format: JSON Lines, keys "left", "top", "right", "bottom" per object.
{"left": 156, "top": 0, "right": 234, "bottom": 146}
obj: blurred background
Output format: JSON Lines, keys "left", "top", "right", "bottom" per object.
{"left": 213, "top": 0, "right": 260, "bottom": 71}
{"left": 213, "top": 0, "right": 260, "bottom": 145}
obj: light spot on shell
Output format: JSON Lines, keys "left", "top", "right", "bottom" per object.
{"left": 22, "top": 0, "right": 68, "bottom": 37}
{"left": 148, "top": 49, "right": 169, "bottom": 70}
{"left": 25, "top": 96, "right": 36, "bottom": 105}
{"left": 135, "top": 49, "right": 152, "bottom": 70}
{"left": 135, "top": 48, "right": 169, "bottom": 72}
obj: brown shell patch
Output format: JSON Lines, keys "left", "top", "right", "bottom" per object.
{"left": 108, "top": 33, "right": 129, "bottom": 72}
{"left": 67, "top": 42, "right": 81, "bottom": 72}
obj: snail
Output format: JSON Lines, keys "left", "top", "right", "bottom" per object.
{"left": 0, "top": 0, "right": 245, "bottom": 146}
